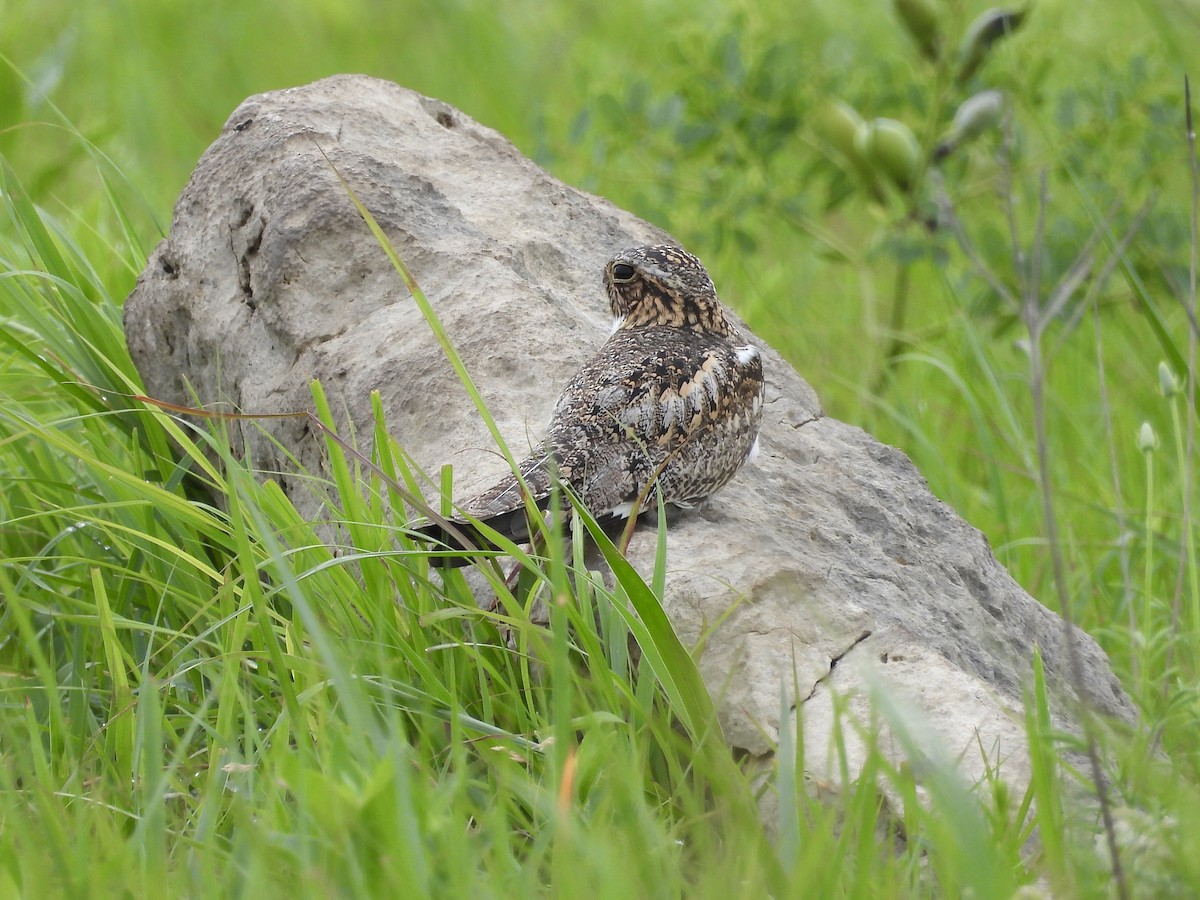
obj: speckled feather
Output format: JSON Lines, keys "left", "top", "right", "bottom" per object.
{"left": 420, "top": 244, "right": 764, "bottom": 557}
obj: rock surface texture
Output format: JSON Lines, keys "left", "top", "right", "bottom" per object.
{"left": 124, "top": 75, "right": 1134, "bottom": 805}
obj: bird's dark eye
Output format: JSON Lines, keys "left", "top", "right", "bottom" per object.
{"left": 611, "top": 263, "right": 636, "bottom": 283}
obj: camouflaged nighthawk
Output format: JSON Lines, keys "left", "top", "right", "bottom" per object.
{"left": 416, "top": 244, "right": 765, "bottom": 565}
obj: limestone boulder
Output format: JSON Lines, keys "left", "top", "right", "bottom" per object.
{"left": 124, "top": 75, "right": 1134, "bottom": 805}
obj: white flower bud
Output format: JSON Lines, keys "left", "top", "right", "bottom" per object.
{"left": 1137, "top": 422, "right": 1159, "bottom": 452}
{"left": 1158, "top": 362, "right": 1180, "bottom": 398}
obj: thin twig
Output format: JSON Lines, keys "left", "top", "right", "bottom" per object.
{"left": 871, "top": 262, "right": 913, "bottom": 396}
{"left": 1064, "top": 202, "right": 1157, "bottom": 693}
{"left": 1172, "top": 75, "right": 1200, "bottom": 651}
{"left": 1029, "top": 171, "right": 1049, "bottom": 336}
{"left": 1052, "top": 198, "right": 1155, "bottom": 363}
{"left": 1093, "top": 289, "right": 1135, "bottom": 682}
{"left": 943, "top": 127, "right": 1131, "bottom": 898}
{"left": 931, "top": 170, "right": 1020, "bottom": 309}
{"left": 110, "top": 383, "right": 499, "bottom": 561}
{"left": 999, "top": 107, "right": 1027, "bottom": 303}
{"left": 1041, "top": 202, "right": 1115, "bottom": 324}
{"left": 1021, "top": 177, "right": 1130, "bottom": 900}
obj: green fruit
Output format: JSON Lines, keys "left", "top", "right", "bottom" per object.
{"left": 894, "top": 0, "right": 944, "bottom": 61}
{"left": 814, "top": 100, "right": 887, "bottom": 202}
{"left": 861, "top": 118, "right": 922, "bottom": 192}
{"left": 952, "top": 90, "right": 1005, "bottom": 139}
{"left": 935, "top": 90, "right": 1005, "bottom": 159}
{"left": 816, "top": 99, "right": 866, "bottom": 159}
{"left": 957, "top": 6, "right": 1029, "bottom": 83}
{"left": 852, "top": 119, "right": 873, "bottom": 158}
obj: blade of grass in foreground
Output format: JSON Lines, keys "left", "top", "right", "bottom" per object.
{"left": 866, "top": 668, "right": 1015, "bottom": 899}
{"left": 570, "top": 492, "right": 785, "bottom": 892}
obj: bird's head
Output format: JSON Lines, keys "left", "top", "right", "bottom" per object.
{"left": 604, "top": 245, "right": 735, "bottom": 336}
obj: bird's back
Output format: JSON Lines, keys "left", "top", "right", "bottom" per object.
{"left": 416, "top": 243, "right": 764, "bottom": 561}
{"left": 543, "top": 325, "right": 763, "bottom": 516}
{"left": 450, "top": 325, "right": 762, "bottom": 523}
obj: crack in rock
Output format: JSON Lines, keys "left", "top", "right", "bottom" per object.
{"left": 790, "top": 413, "right": 821, "bottom": 429}
{"left": 801, "top": 629, "right": 873, "bottom": 704}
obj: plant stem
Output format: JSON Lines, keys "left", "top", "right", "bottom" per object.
{"left": 869, "top": 260, "right": 914, "bottom": 397}
{"left": 1180, "top": 75, "right": 1200, "bottom": 645}
{"left": 1029, "top": 327, "right": 1129, "bottom": 900}
{"left": 1143, "top": 443, "right": 1155, "bottom": 704}
{"left": 1025, "top": 169, "right": 1129, "bottom": 900}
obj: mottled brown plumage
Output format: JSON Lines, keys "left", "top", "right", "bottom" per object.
{"left": 418, "top": 244, "right": 764, "bottom": 563}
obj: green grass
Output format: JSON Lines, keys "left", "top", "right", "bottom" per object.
{"left": 3, "top": 0, "right": 1200, "bottom": 895}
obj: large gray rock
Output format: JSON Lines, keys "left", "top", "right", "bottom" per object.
{"left": 124, "top": 75, "right": 1134, "bottom": 805}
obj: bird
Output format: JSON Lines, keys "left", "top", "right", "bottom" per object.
{"left": 415, "top": 243, "right": 765, "bottom": 565}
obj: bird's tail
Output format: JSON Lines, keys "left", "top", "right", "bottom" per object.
{"left": 412, "top": 501, "right": 549, "bottom": 568}
{"left": 411, "top": 449, "right": 561, "bottom": 567}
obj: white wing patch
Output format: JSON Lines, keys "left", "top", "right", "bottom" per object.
{"left": 607, "top": 501, "right": 636, "bottom": 519}
{"left": 746, "top": 435, "right": 760, "bottom": 463}
{"left": 735, "top": 345, "right": 759, "bottom": 366}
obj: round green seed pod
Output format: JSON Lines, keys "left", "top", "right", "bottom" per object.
{"left": 816, "top": 99, "right": 866, "bottom": 160}
{"left": 862, "top": 117, "right": 922, "bottom": 192}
